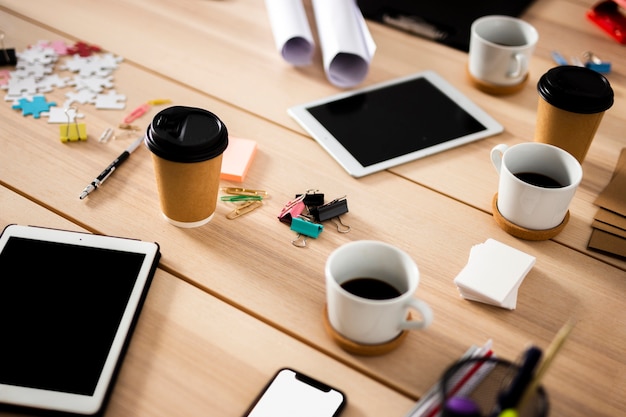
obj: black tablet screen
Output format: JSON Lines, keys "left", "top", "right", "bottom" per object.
{"left": 306, "top": 77, "right": 487, "bottom": 167}
{"left": 0, "top": 237, "right": 146, "bottom": 395}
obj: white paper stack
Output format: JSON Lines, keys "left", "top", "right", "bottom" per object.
{"left": 454, "top": 239, "right": 536, "bottom": 310}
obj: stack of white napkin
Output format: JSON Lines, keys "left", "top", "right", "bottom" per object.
{"left": 454, "top": 239, "right": 536, "bottom": 310}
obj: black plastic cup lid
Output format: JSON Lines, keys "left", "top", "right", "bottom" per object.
{"left": 145, "top": 106, "right": 229, "bottom": 163}
{"left": 537, "top": 66, "right": 613, "bottom": 114}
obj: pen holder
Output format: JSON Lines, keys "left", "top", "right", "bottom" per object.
{"left": 440, "top": 357, "right": 549, "bottom": 417}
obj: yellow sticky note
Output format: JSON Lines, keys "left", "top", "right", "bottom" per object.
{"left": 221, "top": 136, "right": 257, "bottom": 182}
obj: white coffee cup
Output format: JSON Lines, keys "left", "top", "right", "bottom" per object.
{"left": 491, "top": 143, "right": 582, "bottom": 230}
{"left": 469, "top": 15, "right": 538, "bottom": 86}
{"left": 325, "top": 240, "right": 433, "bottom": 345}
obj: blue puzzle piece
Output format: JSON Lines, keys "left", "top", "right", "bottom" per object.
{"left": 12, "top": 95, "right": 57, "bottom": 118}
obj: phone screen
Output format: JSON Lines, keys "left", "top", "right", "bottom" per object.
{"left": 243, "top": 368, "right": 346, "bottom": 417}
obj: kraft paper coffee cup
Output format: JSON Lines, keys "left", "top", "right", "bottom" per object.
{"left": 145, "top": 106, "right": 228, "bottom": 228}
{"left": 535, "top": 66, "right": 613, "bottom": 163}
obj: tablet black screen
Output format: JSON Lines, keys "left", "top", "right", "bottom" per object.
{"left": 0, "top": 237, "right": 146, "bottom": 395}
{"left": 306, "top": 77, "right": 487, "bottom": 167}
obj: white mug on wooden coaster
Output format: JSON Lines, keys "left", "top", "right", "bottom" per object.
{"left": 468, "top": 15, "right": 538, "bottom": 91}
{"left": 491, "top": 142, "right": 582, "bottom": 231}
{"left": 325, "top": 240, "right": 433, "bottom": 346}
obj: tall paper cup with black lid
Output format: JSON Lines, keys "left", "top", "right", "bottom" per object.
{"left": 534, "top": 65, "right": 613, "bottom": 163}
{"left": 145, "top": 106, "right": 228, "bottom": 227}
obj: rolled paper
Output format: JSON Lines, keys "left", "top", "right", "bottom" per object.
{"left": 312, "top": 0, "right": 376, "bottom": 87}
{"left": 265, "top": 0, "right": 315, "bottom": 66}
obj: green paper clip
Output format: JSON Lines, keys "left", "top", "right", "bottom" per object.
{"left": 220, "top": 194, "right": 263, "bottom": 202}
{"left": 290, "top": 217, "right": 323, "bottom": 238}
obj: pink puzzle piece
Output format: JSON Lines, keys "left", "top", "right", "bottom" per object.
{"left": 0, "top": 70, "right": 10, "bottom": 86}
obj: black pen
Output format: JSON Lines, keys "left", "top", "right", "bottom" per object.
{"left": 492, "top": 346, "right": 542, "bottom": 416}
{"left": 79, "top": 136, "right": 144, "bottom": 199}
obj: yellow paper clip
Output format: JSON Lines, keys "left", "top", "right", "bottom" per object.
{"left": 226, "top": 200, "right": 263, "bottom": 219}
{"left": 147, "top": 99, "right": 172, "bottom": 105}
{"left": 60, "top": 107, "right": 87, "bottom": 142}
{"left": 221, "top": 187, "right": 269, "bottom": 197}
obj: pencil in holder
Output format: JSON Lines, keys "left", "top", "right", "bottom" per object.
{"left": 440, "top": 357, "right": 549, "bottom": 417}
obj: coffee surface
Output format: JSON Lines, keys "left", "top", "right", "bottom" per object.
{"left": 341, "top": 277, "right": 402, "bottom": 300}
{"left": 514, "top": 171, "right": 564, "bottom": 188}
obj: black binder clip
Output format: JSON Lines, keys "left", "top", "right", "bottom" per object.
{"left": 587, "top": 0, "right": 626, "bottom": 44}
{"left": 296, "top": 189, "right": 325, "bottom": 209}
{"left": 0, "top": 31, "right": 17, "bottom": 66}
{"left": 311, "top": 196, "right": 351, "bottom": 233}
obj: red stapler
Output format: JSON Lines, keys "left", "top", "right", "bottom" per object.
{"left": 587, "top": 0, "right": 626, "bottom": 44}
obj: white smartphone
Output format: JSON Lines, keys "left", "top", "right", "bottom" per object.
{"left": 243, "top": 368, "right": 346, "bottom": 417}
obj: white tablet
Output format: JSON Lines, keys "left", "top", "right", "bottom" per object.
{"left": 0, "top": 224, "right": 161, "bottom": 416}
{"left": 288, "top": 70, "right": 503, "bottom": 177}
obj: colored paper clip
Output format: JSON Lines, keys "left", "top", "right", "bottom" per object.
{"left": 226, "top": 200, "right": 263, "bottom": 219}
{"left": 147, "top": 99, "right": 172, "bottom": 105}
{"left": 59, "top": 107, "right": 87, "bottom": 142}
{"left": 290, "top": 217, "right": 324, "bottom": 247}
{"left": 583, "top": 51, "right": 612, "bottom": 73}
{"left": 118, "top": 123, "right": 141, "bottom": 131}
{"left": 98, "top": 127, "right": 114, "bottom": 143}
{"left": 0, "top": 30, "right": 17, "bottom": 66}
{"left": 587, "top": 0, "right": 626, "bottom": 44}
{"left": 123, "top": 103, "right": 150, "bottom": 124}
{"left": 278, "top": 198, "right": 306, "bottom": 225}
{"left": 222, "top": 187, "right": 269, "bottom": 197}
{"left": 550, "top": 50, "right": 568, "bottom": 66}
{"left": 221, "top": 194, "right": 263, "bottom": 202}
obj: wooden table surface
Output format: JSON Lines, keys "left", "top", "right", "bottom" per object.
{"left": 1, "top": 1, "right": 625, "bottom": 416}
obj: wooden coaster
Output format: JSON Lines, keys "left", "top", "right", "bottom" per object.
{"left": 322, "top": 306, "right": 408, "bottom": 356}
{"left": 466, "top": 65, "right": 528, "bottom": 95}
{"left": 492, "top": 193, "right": 569, "bottom": 241}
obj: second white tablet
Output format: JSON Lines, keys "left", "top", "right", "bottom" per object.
{"left": 289, "top": 71, "right": 503, "bottom": 177}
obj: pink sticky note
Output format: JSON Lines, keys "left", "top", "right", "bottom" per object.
{"left": 221, "top": 136, "right": 257, "bottom": 182}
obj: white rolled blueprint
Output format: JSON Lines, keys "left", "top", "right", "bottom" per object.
{"left": 311, "top": 0, "right": 376, "bottom": 88}
{"left": 265, "top": 0, "right": 315, "bottom": 67}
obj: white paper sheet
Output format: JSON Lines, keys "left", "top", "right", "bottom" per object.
{"left": 453, "top": 239, "right": 536, "bottom": 310}
{"left": 265, "top": 0, "right": 315, "bottom": 67}
{"left": 311, "top": 0, "right": 376, "bottom": 87}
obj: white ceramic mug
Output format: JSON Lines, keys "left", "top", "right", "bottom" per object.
{"left": 491, "top": 143, "right": 583, "bottom": 230}
{"left": 469, "top": 15, "right": 538, "bottom": 86}
{"left": 325, "top": 240, "right": 433, "bottom": 345}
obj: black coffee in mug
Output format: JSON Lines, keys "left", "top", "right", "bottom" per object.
{"left": 514, "top": 171, "right": 564, "bottom": 188}
{"left": 341, "top": 278, "right": 402, "bottom": 300}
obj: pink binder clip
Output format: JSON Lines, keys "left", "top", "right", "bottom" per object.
{"left": 278, "top": 197, "right": 306, "bottom": 225}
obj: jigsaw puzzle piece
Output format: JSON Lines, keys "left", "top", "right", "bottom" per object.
{"left": 92, "top": 90, "right": 126, "bottom": 109}
{"left": 16, "top": 45, "right": 58, "bottom": 65}
{"left": 42, "top": 106, "right": 85, "bottom": 123}
{"left": 5, "top": 77, "right": 40, "bottom": 96}
{"left": 35, "top": 40, "right": 69, "bottom": 55}
{"left": 37, "top": 74, "right": 72, "bottom": 91}
{"left": 67, "top": 41, "right": 101, "bottom": 57}
{"left": 0, "top": 70, "right": 10, "bottom": 86}
{"left": 12, "top": 95, "right": 57, "bottom": 118}
{"left": 12, "top": 62, "right": 54, "bottom": 79}
{"left": 65, "top": 89, "right": 97, "bottom": 105}
{"left": 73, "top": 75, "right": 114, "bottom": 93}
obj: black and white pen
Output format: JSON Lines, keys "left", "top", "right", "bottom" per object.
{"left": 79, "top": 136, "right": 144, "bottom": 199}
